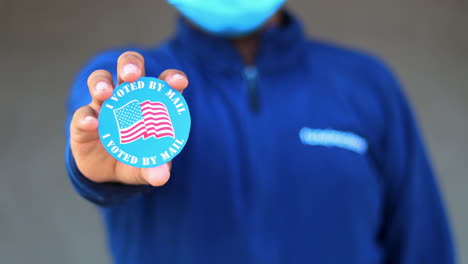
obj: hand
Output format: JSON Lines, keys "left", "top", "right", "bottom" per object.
{"left": 69, "top": 51, "right": 189, "bottom": 186}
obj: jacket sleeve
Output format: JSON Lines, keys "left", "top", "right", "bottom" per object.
{"left": 371, "top": 61, "right": 456, "bottom": 264}
{"left": 64, "top": 51, "right": 154, "bottom": 206}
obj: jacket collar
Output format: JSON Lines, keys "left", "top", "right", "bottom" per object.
{"left": 173, "top": 10, "right": 308, "bottom": 75}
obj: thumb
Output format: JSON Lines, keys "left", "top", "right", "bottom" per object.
{"left": 140, "top": 162, "right": 172, "bottom": 186}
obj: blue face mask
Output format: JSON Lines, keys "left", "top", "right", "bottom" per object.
{"left": 168, "top": 0, "right": 286, "bottom": 37}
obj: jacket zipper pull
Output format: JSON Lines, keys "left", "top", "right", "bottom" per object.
{"left": 243, "top": 65, "right": 261, "bottom": 113}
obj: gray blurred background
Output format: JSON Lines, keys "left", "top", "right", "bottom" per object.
{"left": 0, "top": 0, "right": 467, "bottom": 263}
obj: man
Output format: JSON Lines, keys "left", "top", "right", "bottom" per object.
{"left": 65, "top": 0, "right": 455, "bottom": 263}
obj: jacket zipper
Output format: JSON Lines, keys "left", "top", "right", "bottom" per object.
{"left": 243, "top": 65, "right": 261, "bottom": 112}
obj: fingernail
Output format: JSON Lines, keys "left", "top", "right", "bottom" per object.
{"left": 95, "top": 81, "right": 109, "bottom": 93}
{"left": 171, "top": 73, "right": 186, "bottom": 81}
{"left": 84, "top": 116, "right": 94, "bottom": 122}
{"left": 122, "top": 64, "right": 140, "bottom": 77}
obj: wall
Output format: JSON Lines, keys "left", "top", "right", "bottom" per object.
{"left": 0, "top": 0, "right": 466, "bottom": 263}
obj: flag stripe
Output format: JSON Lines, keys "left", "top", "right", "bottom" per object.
{"left": 120, "top": 122, "right": 145, "bottom": 135}
{"left": 145, "top": 116, "right": 171, "bottom": 122}
{"left": 146, "top": 128, "right": 174, "bottom": 134}
{"left": 122, "top": 130, "right": 147, "bottom": 143}
{"left": 141, "top": 101, "right": 166, "bottom": 107}
{"left": 145, "top": 122, "right": 173, "bottom": 128}
{"left": 141, "top": 106, "right": 168, "bottom": 112}
{"left": 142, "top": 115, "right": 172, "bottom": 121}
{"left": 121, "top": 125, "right": 147, "bottom": 139}
{"left": 145, "top": 132, "right": 175, "bottom": 139}
{"left": 141, "top": 101, "right": 165, "bottom": 106}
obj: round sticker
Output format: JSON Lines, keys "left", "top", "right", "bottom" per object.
{"left": 98, "top": 77, "right": 191, "bottom": 168}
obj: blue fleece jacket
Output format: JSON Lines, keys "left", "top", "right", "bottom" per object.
{"left": 65, "top": 13, "right": 455, "bottom": 264}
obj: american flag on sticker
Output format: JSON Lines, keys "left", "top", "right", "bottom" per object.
{"left": 113, "top": 100, "right": 175, "bottom": 144}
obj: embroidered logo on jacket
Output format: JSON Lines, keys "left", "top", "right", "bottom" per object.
{"left": 299, "top": 127, "right": 368, "bottom": 154}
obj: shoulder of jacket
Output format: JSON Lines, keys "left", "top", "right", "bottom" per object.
{"left": 304, "top": 38, "right": 393, "bottom": 74}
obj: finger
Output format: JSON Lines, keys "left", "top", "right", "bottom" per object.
{"left": 158, "top": 69, "right": 189, "bottom": 93}
{"left": 141, "top": 162, "right": 172, "bottom": 186}
{"left": 116, "top": 162, "right": 171, "bottom": 186}
{"left": 117, "top": 51, "right": 145, "bottom": 84}
{"left": 87, "top": 70, "right": 114, "bottom": 111}
{"left": 70, "top": 105, "right": 99, "bottom": 143}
